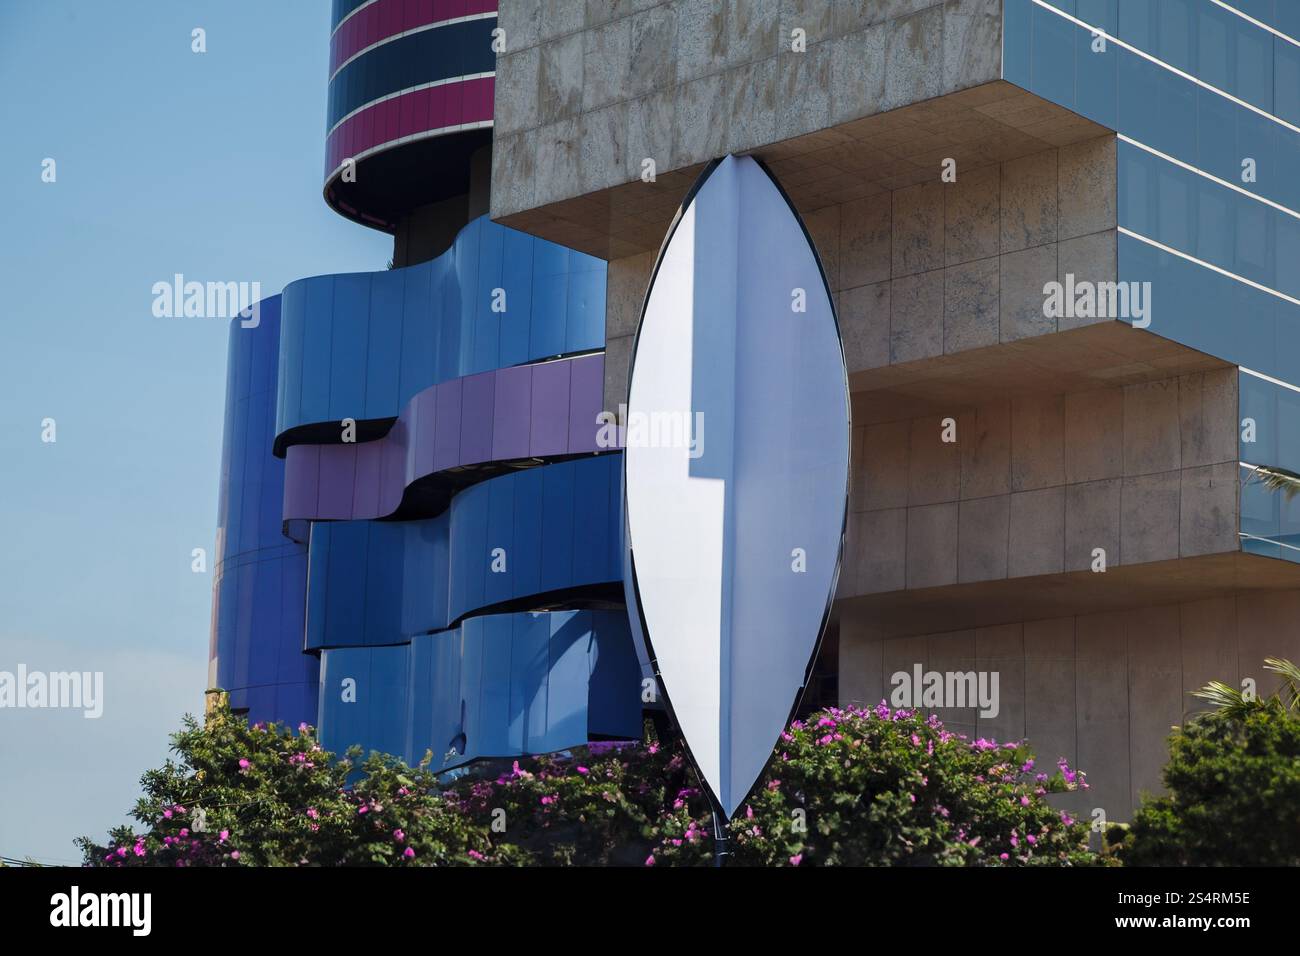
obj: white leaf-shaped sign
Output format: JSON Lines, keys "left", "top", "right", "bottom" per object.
{"left": 623, "top": 155, "right": 851, "bottom": 819}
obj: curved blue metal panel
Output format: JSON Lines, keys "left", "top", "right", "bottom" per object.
{"left": 275, "top": 215, "right": 607, "bottom": 447}
{"left": 210, "top": 296, "right": 318, "bottom": 726}
{"left": 317, "top": 610, "right": 642, "bottom": 768}
{"left": 302, "top": 455, "right": 623, "bottom": 651}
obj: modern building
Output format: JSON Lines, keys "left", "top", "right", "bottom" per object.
{"left": 212, "top": 0, "right": 1300, "bottom": 819}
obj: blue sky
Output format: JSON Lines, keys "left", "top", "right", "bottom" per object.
{"left": 0, "top": 1, "right": 391, "bottom": 863}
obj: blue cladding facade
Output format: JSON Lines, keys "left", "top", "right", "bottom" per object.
{"left": 1004, "top": 0, "right": 1300, "bottom": 563}
{"left": 210, "top": 296, "right": 319, "bottom": 725}
{"left": 275, "top": 215, "right": 606, "bottom": 443}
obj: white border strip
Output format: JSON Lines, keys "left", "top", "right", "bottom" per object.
{"left": 325, "top": 118, "right": 494, "bottom": 184}
{"left": 1030, "top": 0, "right": 1300, "bottom": 136}
{"left": 332, "top": 0, "right": 380, "bottom": 37}
{"left": 330, "top": 12, "right": 497, "bottom": 82}
{"left": 1238, "top": 531, "right": 1300, "bottom": 554}
{"left": 327, "top": 71, "right": 494, "bottom": 137}
{"left": 1210, "top": 0, "right": 1300, "bottom": 50}
{"left": 1240, "top": 366, "right": 1300, "bottom": 393}
{"left": 1118, "top": 226, "right": 1300, "bottom": 308}
{"left": 1118, "top": 133, "right": 1300, "bottom": 222}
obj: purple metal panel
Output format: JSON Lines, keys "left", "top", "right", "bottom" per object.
{"left": 459, "top": 370, "right": 496, "bottom": 465}
{"left": 568, "top": 353, "right": 605, "bottom": 454}
{"left": 352, "top": 440, "right": 383, "bottom": 517}
{"left": 316, "top": 445, "right": 358, "bottom": 519}
{"left": 283, "top": 444, "right": 321, "bottom": 519}
{"left": 529, "top": 359, "right": 570, "bottom": 458}
{"left": 432, "top": 378, "right": 462, "bottom": 473}
{"left": 491, "top": 364, "right": 531, "bottom": 461}
{"left": 410, "top": 386, "right": 437, "bottom": 483}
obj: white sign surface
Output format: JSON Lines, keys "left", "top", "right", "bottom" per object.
{"left": 623, "top": 155, "right": 850, "bottom": 818}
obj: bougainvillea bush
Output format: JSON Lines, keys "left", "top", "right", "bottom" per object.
{"left": 80, "top": 700, "right": 1100, "bottom": 866}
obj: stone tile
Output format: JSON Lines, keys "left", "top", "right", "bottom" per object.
{"left": 909, "top": 415, "right": 960, "bottom": 505}
{"left": 726, "top": 56, "right": 779, "bottom": 154}
{"left": 944, "top": 257, "right": 999, "bottom": 352}
{"left": 1126, "top": 605, "right": 1181, "bottom": 806}
{"left": 626, "top": 89, "right": 676, "bottom": 181}
{"left": 945, "top": 161, "right": 1000, "bottom": 265}
{"left": 856, "top": 507, "right": 907, "bottom": 594}
{"left": 534, "top": 117, "right": 582, "bottom": 206}
{"left": 725, "top": 0, "right": 781, "bottom": 66}
{"left": 892, "top": 181, "right": 945, "bottom": 277}
{"left": 959, "top": 400, "right": 1011, "bottom": 498}
{"left": 834, "top": 0, "right": 936, "bottom": 35}
{"left": 1008, "top": 487, "right": 1065, "bottom": 577}
{"left": 862, "top": 420, "right": 910, "bottom": 509}
{"left": 1058, "top": 135, "right": 1117, "bottom": 241}
{"left": 1011, "top": 394, "right": 1065, "bottom": 492}
{"left": 582, "top": 16, "right": 632, "bottom": 113}
{"left": 672, "top": 72, "right": 730, "bottom": 168}
{"left": 1179, "top": 369, "right": 1238, "bottom": 468}
{"left": 906, "top": 502, "right": 958, "bottom": 589}
{"left": 882, "top": 5, "right": 944, "bottom": 111}
{"left": 837, "top": 616, "right": 885, "bottom": 707}
{"left": 958, "top": 494, "right": 1009, "bottom": 582}
{"left": 502, "top": 0, "right": 542, "bottom": 52}
{"left": 882, "top": 634, "right": 929, "bottom": 695}
{"left": 1065, "top": 478, "right": 1121, "bottom": 572}
{"left": 1063, "top": 387, "right": 1123, "bottom": 483}
{"left": 580, "top": 102, "right": 630, "bottom": 193}
{"left": 977, "top": 623, "right": 1024, "bottom": 659}
{"left": 539, "top": 32, "right": 584, "bottom": 124}
{"left": 839, "top": 192, "right": 892, "bottom": 290}
{"left": 1123, "top": 378, "right": 1181, "bottom": 475}
{"left": 675, "top": 0, "right": 729, "bottom": 81}
{"left": 942, "top": 0, "right": 1003, "bottom": 94}
{"left": 492, "top": 128, "right": 538, "bottom": 217}
{"left": 1180, "top": 597, "right": 1237, "bottom": 718}
{"left": 999, "top": 243, "right": 1057, "bottom": 342}
{"left": 890, "top": 269, "right": 944, "bottom": 363}
{"left": 628, "top": 4, "right": 679, "bottom": 99}
{"left": 1235, "top": 591, "right": 1300, "bottom": 699}
{"left": 838, "top": 281, "right": 890, "bottom": 371}
{"left": 978, "top": 658, "right": 1025, "bottom": 745}
{"left": 829, "top": 22, "right": 888, "bottom": 125}
{"left": 1025, "top": 658, "right": 1076, "bottom": 766}
{"left": 1075, "top": 655, "right": 1130, "bottom": 822}
{"left": 1024, "top": 617, "right": 1074, "bottom": 659}
{"left": 1120, "top": 471, "right": 1180, "bottom": 564}
{"left": 1000, "top": 149, "right": 1058, "bottom": 253}
{"left": 1179, "top": 461, "right": 1238, "bottom": 557}
{"left": 603, "top": 333, "right": 634, "bottom": 413}
{"left": 779, "top": 0, "right": 837, "bottom": 46}
{"left": 606, "top": 251, "right": 656, "bottom": 339}
{"left": 1056, "top": 231, "right": 1117, "bottom": 331}
{"left": 587, "top": 0, "right": 661, "bottom": 28}
{"left": 495, "top": 46, "right": 540, "bottom": 135}
{"left": 1076, "top": 610, "right": 1126, "bottom": 660}
{"left": 776, "top": 42, "right": 833, "bottom": 140}
{"left": 804, "top": 204, "right": 841, "bottom": 291}
{"left": 849, "top": 424, "right": 867, "bottom": 512}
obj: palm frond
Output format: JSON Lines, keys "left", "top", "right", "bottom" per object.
{"left": 1190, "top": 679, "right": 1258, "bottom": 720}
{"left": 1248, "top": 465, "right": 1300, "bottom": 500}
{"left": 1264, "top": 658, "right": 1300, "bottom": 711}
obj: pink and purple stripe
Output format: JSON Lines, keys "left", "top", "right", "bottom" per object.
{"left": 330, "top": 0, "right": 498, "bottom": 77}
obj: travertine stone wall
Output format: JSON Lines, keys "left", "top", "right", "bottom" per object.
{"left": 837, "top": 592, "right": 1300, "bottom": 819}
{"left": 493, "top": 0, "right": 1005, "bottom": 220}
{"left": 841, "top": 367, "right": 1240, "bottom": 597}
{"left": 601, "top": 135, "right": 1120, "bottom": 415}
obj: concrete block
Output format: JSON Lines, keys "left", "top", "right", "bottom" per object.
{"left": 839, "top": 192, "right": 892, "bottom": 290}
{"left": 779, "top": 0, "right": 837, "bottom": 47}
{"left": 603, "top": 333, "right": 634, "bottom": 413}
{"left": 580, "top": 102, "right": 630, "bottom": 193}
{"left": 493, "top": 128, "right": 538, "bottom": 217}
{"left": 628, "top": 4, "right": 679, "bottom": 99}
{"left": 959, "top": 401, "right": 1012, "bottom": 499}
{"left": 906, "top": 502, "right": 959, "bottom": 589}
{"left": 1011, "top": 393, "right": 1065, "bottom": 491}
{"left": 862, "top": 420, "right": 910, "bottom": 509}
{"left": 1075, "top": 655, "right": 1131, "bottom": 822}
{"left": 1120, "top": 470, "right": 1180, "bottom": 564}
{"left": 1235, "top": 590, "right": 1300, "bottom": 699}
{"left": 1057, "top": 230, "right": 1117, "bottom": 331}
{"left": 582, "top": 16, "right": 632, "bottom": 113}
{"left": 1064, "top": 478, "right": 1121, "bottom": 572}
{"left": 1123, "top": 378, "right": 1181, "bottom": 475}
{"left": 1179, "top": 596, "right": 1238, "bottom": 718}
{"left": 944, "top": 256, "right": 1000, "bottom": 352}
{"left": 672, "top": 71, "right": 730, "bottom": 169}
{"left": 1008, "top": 486, "right": 1065, "bottom": 577}
{"left": 999, "top": 243, "right": 1057, "bottom": 341}
{"left": 626, "top": 89, "right": 676, "bottom": 181}
{"left": 945, "top": 158, "right": 1001, "bottom": 265}
{"left": 909, "top": 415, "right": 960, "bottom": 506}
{"left": 1024, "top": 658, "right": 1076, "bottom": 766}
{"left": 1179, "top": 368, "right": 1238, "bottom": 468}
{"left": 539, "top": 32, "right": 584, "bottom": 124}
{"left": 1126, "top": 605, "right": 1181, "bottom": 806}
{"left": 890, "top": 269, "right": 944, "bottom": 363}
{"left": 882, "top": 5, "right": 944, "bottom": 111}
{"left": 726, "top": 56, "right": 779, "bottom": 154}
{"left": 1058, "top": 135, "right": 1117, "bottom": 241}
{"left": 534, "top": 117, "right": 583, "bottom": 206}
{"left": 1063, "top": 387, "right": 1124, "bottom": 483}
{"left": 978, "top": 658, "right": 1025, "bottom": 745}
{"left": 725, "top": 0, "right": 781, "bottom": 66}
{"left": 494, "top": 46, "right": 540, "bottom": 135}
{"left": 957, "top": 494, "right": 1010, "bottom": 582}
{"left": 893, "top": 181, "right": 946, "bottom": 277}
{"left": 837, "top": 616, "right": 885, "bottom": 707}
{"left": 839, "top": 281, "right": 890, "bottom": 371}
{"left": 606, "top": 251, "right": 656, "bottom": 339}
{"left": 803, "top": 203, "right": 841, "bottom": 292}
{"left": 675, "top": 0, "right": 729, "bottom": 81}
{"left": 942, "top": 0, "right": 1004, "bottom": 94}
{"left": 776, "top": 42, "right": 833, "bottom": 140}
{"left": 1000, "top": 149, "right": 1058, "bottom": 253}
{"left": 834, "top": 0, "right": 936, "bottom": 35}
{"left": 1024, "top": 616, "right": 1074, "bottom": 659}
{"left": 1179, "top": 461, "right": 1238, "bottom": 557}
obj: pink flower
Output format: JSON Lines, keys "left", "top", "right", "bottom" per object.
{"left": 306, "top": 807, "right": 319, "bottom": 819}
{"left": 238, "top": 758, "right": 250, "bottom": 770}
{"left": 745, "top": 805, "right": 753, "bottom": 819}
{"left": 468, "top": 849, "right": 485, "bottom": 861}
{"left": 403, "top": 848, "right": 415, "bottom": 859}
{"left": 999, "top": 853, "right": 1009, "bottom": 861}
{"left": 644, "top": 854, "right": 656, "bottom": 867}
{"left": 647, "top": 742, "right": 659, "bottom": 754}
{"left": 219, "top": 830, "right": 229, "bottom": 842}
{"left": 358, "top": 805, "right": 368, "bottom": 815}
{"left": 394, "top": 829, "right": 405, "bottom": 842}
{"left": 162, "top": 809, "right": 173, "bottom": 819}
{"left": 230, "top": 851, "right": 240, "bottom": 860}
{"left": 789, "top": 853, "right": 803, "bottom": 867}
{"left": 576, "top": 766, "right": 589, "bottom": 775}
{"left": 179, "top": 828, "right": 189, "bottom": 838}
{"left": 132, "top": 842, "right": 146, "bottom": 857}
{"left": 1060, "top": 811, "right": 1074, "bottom": 826}
{"left": 1026, "top": 834, "right": 1037, "bottom": 845}
{"left": 1020, "top": 795, "right": 1031, "bottom": 807}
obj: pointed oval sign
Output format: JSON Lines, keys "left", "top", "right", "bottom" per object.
{"left": 623, "top": 155, "right": 851, "bottom": 819}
